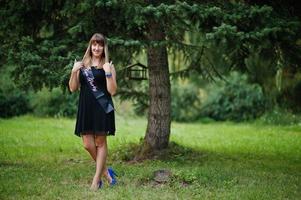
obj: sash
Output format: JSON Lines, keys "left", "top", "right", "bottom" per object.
{"left": 80, "top": 67, "right": 114, "bottom": 114}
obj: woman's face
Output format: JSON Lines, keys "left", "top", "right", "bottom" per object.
{"left": 91, "top": 42, "right": 104, "bottom": 58}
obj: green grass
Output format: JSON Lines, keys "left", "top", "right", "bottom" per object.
{"left": 0, "top": 115, "right": 300, "bottom": 199}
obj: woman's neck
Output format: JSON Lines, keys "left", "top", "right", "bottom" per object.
{"left": 91, "top": 56, "right": 103, "bottom": 68}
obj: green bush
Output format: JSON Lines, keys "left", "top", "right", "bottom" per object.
{"left": 0, "top": 65, "right": 31, "bottom": 118}
{"left": 256, "top": 107, "right": 301, "bottom": 125}
{"left": 201, "top": 72, "right": 266, "bottom": 121}
{"left": 0, "top": 89, "right": 31, "bottom": 118}
{"left": 171, "top": 79, "right": 202, "bottom": 122}
{"left": 30, "top": 87, "right": 78, "bottom": 117}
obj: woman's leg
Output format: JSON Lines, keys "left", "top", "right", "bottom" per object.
{"left": 91, "top": 135, "right": 109, "bottom": 188}
{"left": 82, "top": 134, "right": 97, "bottom": 160}
{"left": 94, "top": 135, "right": 112, "bottom": 183}
{"left": 82, "top": 134, "right": 110, "bottom": 189}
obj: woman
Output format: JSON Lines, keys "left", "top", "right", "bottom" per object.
{"left": 69, "top": 33, "right": 117, "bottom": 190}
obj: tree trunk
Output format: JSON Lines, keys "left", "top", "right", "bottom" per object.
{"left": 141, "top": 21, "right": 171, "bottom": 156}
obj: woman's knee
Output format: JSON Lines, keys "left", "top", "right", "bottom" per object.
{"left": 95, "top": 135, "right": 107, "bottom": 148}
{"left": 82, "top": 135, "right": 95, "bottom": 151}
{"left": 83, "top": 142, "right": 95, "bottom": 151}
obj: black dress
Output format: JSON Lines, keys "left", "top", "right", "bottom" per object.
{"left": 74, "top": 66, "right": 115, "bottom": 137}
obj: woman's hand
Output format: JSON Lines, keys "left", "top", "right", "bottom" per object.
{"left": 103, "top": 61, "right": 113, "bottom": 73}
{"left": 72, "top": 61, "right": 83, "bottom": 73}
{"left": 103, "top": 61, "right": 117, "bottom": 95}
{"left": 69, "top": 61, "right": 82, "bottom": 92}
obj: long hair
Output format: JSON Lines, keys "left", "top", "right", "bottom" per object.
{"left": 82, "top": 33, "right": 109, "bottom": 68}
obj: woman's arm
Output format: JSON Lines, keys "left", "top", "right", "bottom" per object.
{"left": 103, "top": 62, "right": 117, "bottom": 96}
{"left": 69, "top": 61, "right": 83, "bottom": 92}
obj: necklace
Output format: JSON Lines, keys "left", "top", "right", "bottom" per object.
{"left": 91, "top": 58, "right": 104, "bottom": 69}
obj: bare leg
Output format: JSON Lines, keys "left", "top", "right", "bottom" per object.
{"left": 91, "top": 136, "right": 109, "bottom": 189}
{"left": 82, "top": 134, "right": 97, "bottom": 160}
{"left": 82, "top": 134, "right": 111, "bottom": 189}
{"left": 82, "top": 134, "right": 110, "bottom": 188}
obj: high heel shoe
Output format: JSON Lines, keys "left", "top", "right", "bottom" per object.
{"left": 107, "top": 167, "right": 117, "bottom": 186}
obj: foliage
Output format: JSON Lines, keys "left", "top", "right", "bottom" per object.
{"left": 1, "top": 1, "right": 300, "bottom": 90}
{"left": 0, "top": 65, "right": 31, "bottom": 118}
{"left": 117, "top": 80, "right": 149, "bottom": 116}
{"left": 256, "top": 107, "right": 301, "bottom": 125}
{"left": 171, "top": 79, "right": 202, "bottom": 122}
{"left": 0, "top": 0, "right": 300, "bottom": 115}
{"left": 201, "top": 72, "right": 266, "bottom": 121}
{"left": 275, "top": 71, "right": 301, "bottom": 112}
{"left": 118, "top": 77, "right": 203, "bottom": 121}
{"left": 0, "top": 89, "right": 31, "bottom": 118}
{"left": 30, "top": 87, "right": 78, "bottom": 117}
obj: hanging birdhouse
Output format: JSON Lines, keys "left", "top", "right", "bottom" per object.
{"left": 124, "top": 62, "right": 148, "bottom": 80}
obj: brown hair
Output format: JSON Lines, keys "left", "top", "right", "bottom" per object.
{"left": 82, "top": 33, "right": 109, "bottom": 68}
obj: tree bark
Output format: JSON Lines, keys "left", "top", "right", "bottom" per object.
{"left": 144, "top": 19, "right": 171, "bottom": 151}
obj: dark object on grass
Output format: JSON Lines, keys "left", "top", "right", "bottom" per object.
{"left": 153, "top": 169, "right": 172, "bottom": 183}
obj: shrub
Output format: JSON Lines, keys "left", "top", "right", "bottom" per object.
{"left": 171, "top": 79, "right": 203, "bottom": 122}
{"left": 201, "top": 72, "right": 266, "bottom": 121}
{"left": 30, "top": 87, "right": 78, "bottom": 117}
{"left": 0, "top": 65, "right": 31, "bottom": 118}
{"left": 0, "top": 89, "right": 31, "bottom": 118}
{"left": 257, "top": 107, "right": 301, "bottom": 125}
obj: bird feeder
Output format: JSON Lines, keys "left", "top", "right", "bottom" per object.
{"left": 124, "top": 62, "right": 148, "bottom": 80}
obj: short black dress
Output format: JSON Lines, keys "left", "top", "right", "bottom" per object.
{"left": 74, "top": 66, "right": 115, "bottom": 137}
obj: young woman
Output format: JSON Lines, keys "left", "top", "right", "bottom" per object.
{"left": 69, "top": 33, "right": 117, "bottom": 190}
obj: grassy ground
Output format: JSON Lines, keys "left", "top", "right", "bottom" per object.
{"left": 0, "top": 114, "right": 300, "bottom": 200}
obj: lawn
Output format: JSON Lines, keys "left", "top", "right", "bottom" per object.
{"left": 0, "top": 114, "right": 300, "bottom": 199}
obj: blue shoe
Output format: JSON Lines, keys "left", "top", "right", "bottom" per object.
{"left": 107, "top": 167, "right": 117, "bottom": 186}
